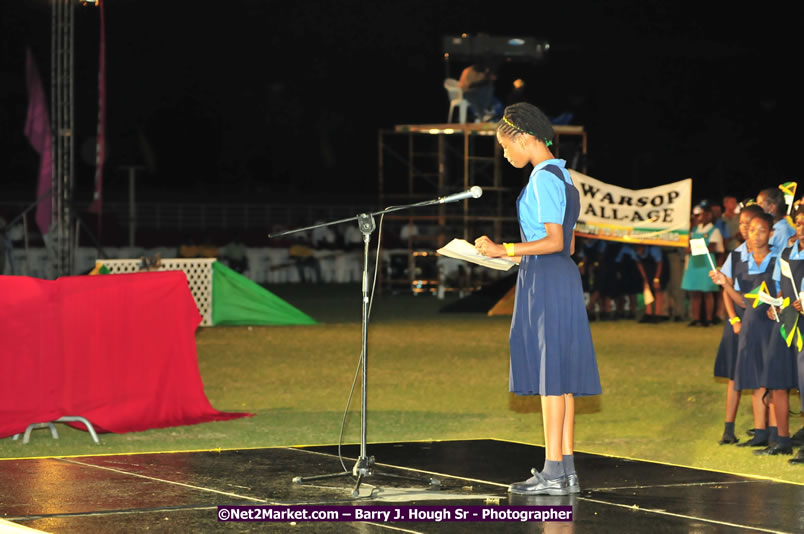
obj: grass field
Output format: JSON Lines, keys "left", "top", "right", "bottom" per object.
{"left": 2, "top": 283, "right": 803, "bottom": 485}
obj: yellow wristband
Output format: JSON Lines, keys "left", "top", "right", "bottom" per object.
{"left": 503, "top": 243, "right": 516, "bottom": 257}
{"left": 729, "top": 317, "right": 741, "bottom": 325}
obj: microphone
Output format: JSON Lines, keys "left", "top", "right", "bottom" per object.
{"left": 438, "top": 186, "right": 483, "bottom": 204}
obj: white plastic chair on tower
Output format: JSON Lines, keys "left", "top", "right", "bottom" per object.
{"left": 443, "top": 78, "right": 469, "bottom": 124}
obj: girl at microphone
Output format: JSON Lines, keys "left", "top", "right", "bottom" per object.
{"left": 475, "top": 102, "right": 601, "bottom": 496}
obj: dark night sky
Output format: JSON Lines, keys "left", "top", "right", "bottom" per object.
{"left": 1, "top": 0, "right": 802, "bottom": 209}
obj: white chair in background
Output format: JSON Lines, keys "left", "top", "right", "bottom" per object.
{"left": 443, "top": 78, "right": 469, "bottom": 124}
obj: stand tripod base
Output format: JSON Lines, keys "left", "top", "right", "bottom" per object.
{"left": 292, "top": 455, "right": 441, "bottom": 498}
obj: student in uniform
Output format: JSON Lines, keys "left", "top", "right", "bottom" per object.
{"left": 635, "top": 245, "right": 668, "bottom": 323}
{"left": 757, "top": 187, "right": 795, "bottom": 252}
{"left": 615, "top": 244, "right": 641, "bottom": 320}
{"left": 475, "top": 102, "right": 601, "bottom": 495}
{"left": 575, "top": 237, "right": 600, "bottom": 321}
{"left": 683, "top": 202, "right": 725, "bottom": 326}
{"left": 596, "top": 241, "right": 622, "bottom": 320}
{"left": 710, "top": 212, "right": 777, "bottom": 448}
{"left": 712, "top": 204, "right": 764, "bottom": 444}
{"left": 760, "top": 204, "right": 804, "bottom": 455}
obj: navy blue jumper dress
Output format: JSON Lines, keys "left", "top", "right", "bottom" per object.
{"left": 734, "top": 254, "right": 777, "bottom": 392}
{"left": 508, "top": 163, "right": 601, "bottom": 397}
{"left": 714, "top": 246, "right": 750, "bottom": 379}
{"left": 761, "top": 245, "right": 801, "bottom": 390}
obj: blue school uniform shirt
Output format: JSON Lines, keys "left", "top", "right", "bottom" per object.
{"left": 637, "top": 246, "right": 662, "bottom": 263}
{"left": 720, "top": 242, "right": 748, "bottom": 280}
{"left": 771, "top": 218, "right": 795, "bottom": 253}
{"left": 714, "top": 218, "right": 730, "bottom": 241}
{"left": 733, "top": 250, "right": 775, "bottom": 292}
{"left": 615, "top": 245, "right": 637, "bottom": 263}
{"left": 772, "top": 242, "right": 804, "bottom": 294}
{"left": 518, "top": 159, "right": 573, "bottom": 243}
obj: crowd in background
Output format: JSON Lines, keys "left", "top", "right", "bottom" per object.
{"left": 574, "top": 195, "right": 740, "bottom": 325}
{"left": 575, "top": 187, "right": 804, "bottom": 462}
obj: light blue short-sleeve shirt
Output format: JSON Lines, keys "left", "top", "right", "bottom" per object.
{"left": 635, "top": 246, "right": 662, "bottom": 263}
{"left": 518, "top": 159, "right": 571, "bottom": 242}
{"left": 733, "top": 250, "right": 774, "bottom": 292}
{"left": 772, "top": 242, "right": 804, "bottom": 294}
{"left": 771, "top": 218, "right": 795, "bottom": 253}
{"left": 720, "top": 242, "right": 748, "bottom": 280}
{"left": 615, "top": 245, "right": 637, "bottom": 263}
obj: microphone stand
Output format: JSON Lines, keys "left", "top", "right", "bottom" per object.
{"left": 270, "top": 190, "right": 480, "bottom": 498}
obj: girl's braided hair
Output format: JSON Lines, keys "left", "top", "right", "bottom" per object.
{"left": 792, "top": 201, "right": 804, "bottom": 220}
{"left": 759, "top": 187, "right": 787, "bottom": 219}
{"left": 497, "top": 102, "right": 555, "bottom": 147}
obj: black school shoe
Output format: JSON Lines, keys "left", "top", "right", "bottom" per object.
{"left": 789, "top": 448, "right": 804, "bottom": 465}
{"left": 791, "top": 427, "right": 804, "bottom": 446}
{"left": 508, "top": 468, "right": 568, "bottom": 496}
{"left": 567, "top": 473, "right": 580, "bottom": 494}
{"left": 737, "top": 436, "right": 768, "bottom": 447}
{"left": 719, "top": 433, "right": 739, "bottom": 445}
{"left": 754, "top": 443, "right": 793, "bottom": 456}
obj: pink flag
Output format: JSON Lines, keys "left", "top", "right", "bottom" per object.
{"left": 88, "top": 0, "right": 106, "bottom": 216}
{"left": 24, "top": 48, "right": 52, "bottom": 235}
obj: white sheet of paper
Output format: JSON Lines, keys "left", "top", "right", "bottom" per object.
{"left": 436, "top": 239, "right": 517, "bottom": 271}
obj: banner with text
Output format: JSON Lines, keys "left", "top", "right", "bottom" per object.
{"left": 569, "top": 170, "right": 692, "bottom": 248}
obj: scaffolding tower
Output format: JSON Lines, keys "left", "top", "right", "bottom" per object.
{"left": 50, "top": 0, "right": 76, "bottom": 276}
{"left": 378, "top": 122, "right": 587, "bottom": 293}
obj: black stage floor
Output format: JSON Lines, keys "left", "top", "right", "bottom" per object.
{"left": 1, "top": 439, "right": 802, "bottom": 533}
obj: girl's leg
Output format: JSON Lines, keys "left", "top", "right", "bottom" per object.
{"left": 755, "top": 390, "right": 794, "bottom": 455}
{"left": 690, "top": 292, "right": 701, "bottom": 321}
{"left": 540, "top": 395, "right": 565, "bottom": 462}
{"left": 738, "top": 388, "right": 770, "bottom": 446}
{"left": 752, "top": 388, "right": 768, "bottom": 430}
{"left": 768, "top": 397, "right": 778, "bottom": 444}
{"left": 562, "top": 393, "right": 575, "bottom": 456}
{"left": 720, "top": 380, "right": 741, "bottom": 444}
{"left": 725, "top": 380, "right": 741, "bottom": 423}
{"left": 703, "top": 292, "right": 714, "bottom": 322}
{"left": 772, "top": 390, "right": 789, "bottom": 438}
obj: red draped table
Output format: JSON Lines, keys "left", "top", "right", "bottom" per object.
{"left": 0, "top": 271, "right": 250, "bottom": 440}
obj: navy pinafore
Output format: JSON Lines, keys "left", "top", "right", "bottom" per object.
{"left": 734, "top": 254, "right": 777, "bottom": 391}
{"left": 761, "top": 245, "right": 801, "bottom": 390}
{"left": 714, "top": 249, "right": 749, "bottom": 379}
{"left": 508, "top": 166, "right": 601, "bottom": 397}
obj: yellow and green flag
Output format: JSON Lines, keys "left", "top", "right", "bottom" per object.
{"left": 779, "top": 298, "right": 804, "bottom": 351}
{"left": 779, "top": 181, "right": 797, "bottom": 215}
{"left": 744, "top": 281, "right": 770, "bottom": 308}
